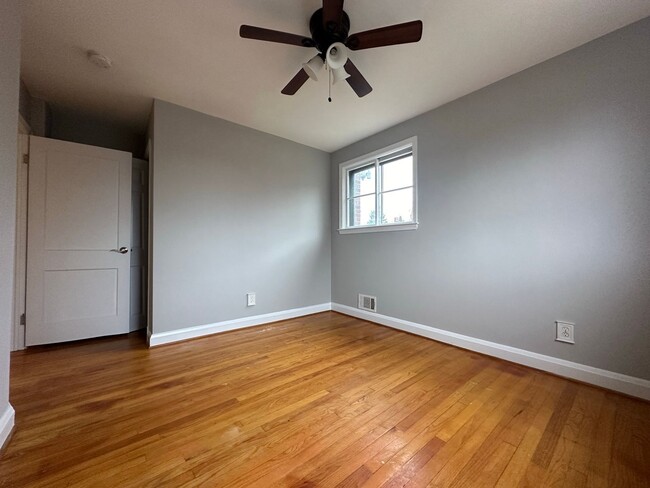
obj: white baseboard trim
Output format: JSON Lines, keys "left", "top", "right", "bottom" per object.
{"left": 332, "top": 303, "right": 650, "bottom": 401}
{"left": 0, "top": 403, "right": 15, "bottom": 450}
{"left": 149, "top": 303, "right": 332, "bottom": 347}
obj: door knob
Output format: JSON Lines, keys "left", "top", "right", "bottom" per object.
{"left": 111, "top": 247, "right": 129, "bottom": 254}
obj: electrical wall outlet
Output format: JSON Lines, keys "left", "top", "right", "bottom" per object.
{"left": 246, "top": 293, "right": 256, "bottom": 307}
{"left": 555, "top": 321, "right": 575, "bottom": 344}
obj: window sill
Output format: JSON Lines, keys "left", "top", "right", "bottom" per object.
{"left": 338, "top": 222, "right": 418, "bottom": 235}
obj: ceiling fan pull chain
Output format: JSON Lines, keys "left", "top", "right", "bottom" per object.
{"left": 328, "top": 66, "right": 332, "bottom": 103}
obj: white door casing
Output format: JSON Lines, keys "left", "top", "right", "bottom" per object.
{"left": 26, "top": 137, "right": 132, "bottom": 345}
{"left": 13, "top": 117, "right": 31, "bottom": 350}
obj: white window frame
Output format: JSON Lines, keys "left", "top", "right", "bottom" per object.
{"left": 338, "top": 136, "right": 418, "bottom": 234}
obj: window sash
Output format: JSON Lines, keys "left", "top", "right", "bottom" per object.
{"left": 378, "top": 147, "right": 412, "bottom": 165}
{"left": 378, "top": 184, "right": 413, "bottom": 196}
{"left": 347, "top": 194, "right": 377, "bottom": 227}
{"left": 344, "top": 146, "right": 414, "bottom": 229}
{"left": 347, "top": 162, "right": 375, "bottom": 198}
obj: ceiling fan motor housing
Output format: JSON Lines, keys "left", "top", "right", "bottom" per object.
{"left": 309, "top": 8, "right": 351, "bottom": 55}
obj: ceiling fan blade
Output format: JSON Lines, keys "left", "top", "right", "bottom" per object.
{"left": 344, "top": 59, "right": 372, "bottom": 97}
{"left": 281, "top": 69, "right": 310, "bottom": 95}
{"left": 322, "top": 0, "right": 344, "bottom": 31}
{"left": 346, "top": 20, "right": 423, "bottom": 50}
{"left": 240, "top": 25, "right": 315, "bottom": 48}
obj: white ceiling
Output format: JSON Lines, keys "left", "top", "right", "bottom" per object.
{"left": 21, "top": 1, "right": 650, "bottom": 152}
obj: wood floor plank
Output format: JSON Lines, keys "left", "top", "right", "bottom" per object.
{"left": 494, "top": 375, "right": 562, "bottom": 487}
{"left": 530, "top": 381, "right": 579, "bottom": 468}
{"left": 268, "top": 351, "right": 462, "bottom": 487}
{"left": 0, "top": 311, "right": 648, "bottom": 487}
{"left": 422, "top": 373, "right": 536, "bottom": 488}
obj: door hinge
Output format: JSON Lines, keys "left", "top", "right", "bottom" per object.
{"left": 22, "top": 154, "right": 29, "bottom": 165}
{"left": 20, "top": 313, "right": 26, "bottom": 326}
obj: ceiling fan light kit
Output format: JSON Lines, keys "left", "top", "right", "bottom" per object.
{"left": 240, "top": 0, "right": 423, "bottom": 100}
{"left": 326, "top": 42, "right": 350, "bottom": 92}
{"left": 303, "top": 55, "right": 325, "bottom": 81}
{"left": 326, "top": 42, "right": 348, "bottom": 70}
{"left": 331, "top": 66, "right": 350, "bottom": 85}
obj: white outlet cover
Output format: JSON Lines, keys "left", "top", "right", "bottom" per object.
{"left": 555, "top": 321, "right": 575, "bottom": 344}
{"left": 247, "top": 293, "right": 255, "bottom": 307}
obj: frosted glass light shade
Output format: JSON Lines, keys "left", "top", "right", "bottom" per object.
{"left": 326, "top": 42, "right": 348, "bottom": 70}
{"left": 331, "top": 66, "right": 350, "bottom": 84}
{"left": 302, "top": 55, "right": 324, "bottom": 81}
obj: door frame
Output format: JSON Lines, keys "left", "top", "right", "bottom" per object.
{"left": 12, "top": 115, "right": 31, "bottom": 351}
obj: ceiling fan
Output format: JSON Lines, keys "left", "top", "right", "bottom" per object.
{"left": 240, "top": 0, "right": 423, "bottom": 99}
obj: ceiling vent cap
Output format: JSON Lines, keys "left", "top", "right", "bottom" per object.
{"left": 87, "top": 50, "right": 112, "bottom": 69}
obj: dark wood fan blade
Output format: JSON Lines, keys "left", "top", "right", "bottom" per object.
{"left": 346, "top": 20, "right": 423, "bottom": 50}
{"left": 240, "top": 25, "right": 315, "bottom": 48}
{"left": 322, "top": 0, "right": 344, "bottom": 32}
{"left": 344, "top": 59, "right": 372, "bottom": 97}
{"left": 281, "top": 69, "right": 310, "bottom": 95}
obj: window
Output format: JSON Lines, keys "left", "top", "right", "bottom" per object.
{"left": 339, "top": 137, "right": 418, "bottom": 234}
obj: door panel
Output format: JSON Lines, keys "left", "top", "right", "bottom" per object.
{"left": 44, "top": 152, "right": 120, "bottom": 250}
{"left": 26, "top": 136, "right": 132, "bottom": 346}
{"left": 43, "top": 269, "right": 117, "bottom": 323}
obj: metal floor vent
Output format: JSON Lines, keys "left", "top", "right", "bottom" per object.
{"left": 358, "top": 294, "right": 377, "bottom": 312}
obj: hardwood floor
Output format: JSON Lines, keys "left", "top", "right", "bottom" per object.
{"left": 1, "top": 311, "right": 648, "bottom": 487}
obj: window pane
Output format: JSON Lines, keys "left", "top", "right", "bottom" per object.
{"left": 348, "top": 194, "right": 376, "bottom": 227}
{"left": 381, "top": 188, "right": 413, "bottom": 224}
{"left": 349, "top": 164, "right": 375, "bottom": 197}
{"left": 381, "top": 156, "right": 413, "bottom": 192}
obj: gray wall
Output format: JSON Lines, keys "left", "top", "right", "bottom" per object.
{"left": 331, "top": 18, "right": 650, "bottom": 380}
{"left": 19, "top": 81, "right": 51, "bottom": 137}
{"left": 0, "top": 0, "right": 21, "bottom": 438}
{"left": 18, "top": 80, "right": 30, "bottom": 126}
{"left": 151, "top": 100, "right": 331, "bottom": 334}
{"left": 50, "top": 106, "right": 144, "bottom": 157}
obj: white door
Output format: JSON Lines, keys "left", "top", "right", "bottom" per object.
{"left": 26, "top": 136, "right": 132, "bottom": 345}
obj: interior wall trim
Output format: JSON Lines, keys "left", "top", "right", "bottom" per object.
{"left": 331, "top": 303, "right": 650, "bottom": 401}
{"left": 148, "top": 301, "right": 649, "bottom": 400}
{"left": 148, "top": 303, "right": 332, "bottom": 347}
{"left": 0, "top": 404, "right": 15, "bottom": 450}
